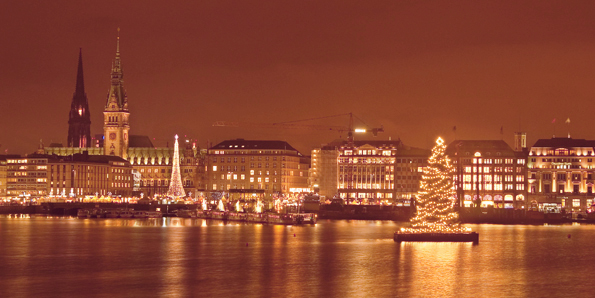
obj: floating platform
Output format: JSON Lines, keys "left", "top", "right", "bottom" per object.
{"left": 394, "top": 231, "right": 479, "bottom": 243}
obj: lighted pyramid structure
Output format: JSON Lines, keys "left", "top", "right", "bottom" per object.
{"left": 167, "top": 135, "right": 186, "bottom": 198}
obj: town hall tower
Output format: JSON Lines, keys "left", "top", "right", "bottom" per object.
{"left": 103, "top": 29, "right": 130, "bottom": 158}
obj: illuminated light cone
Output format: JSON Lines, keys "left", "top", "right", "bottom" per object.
{"left": 166, "top": 135, "right": 186, "bottom": 198}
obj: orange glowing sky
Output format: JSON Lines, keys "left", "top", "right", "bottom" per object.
{"left": 2, "top": 1, "right": 595, "bottom": 154}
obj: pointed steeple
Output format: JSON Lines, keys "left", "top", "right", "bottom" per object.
{"left": 68, "top": 49, "right": 91, "bottom": 148}
{"left": 75, "top": 48, "right": 85, "bottom": 97}
{"left": 112, "top": 27, "right": 122, "bottom": 77}
{"left": 107, "top": 27, "right": 127, "bottom": 110}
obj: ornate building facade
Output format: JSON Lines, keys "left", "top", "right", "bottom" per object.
{"left": 527, "top": 137, "right": 595, "bottom": 212}
{"left": 67, "top": 49, "right": 91, "bottom": 148}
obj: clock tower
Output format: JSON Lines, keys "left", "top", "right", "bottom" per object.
{"left": 103, "top": 28, "right": 130, "bottom": 158}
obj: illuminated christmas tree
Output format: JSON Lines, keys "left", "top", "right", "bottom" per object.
{"left": 404, "top": 137, "right": 469, "bottom": 234}
{"left": 167, "top": 135, "right": 186, "bottom": 198}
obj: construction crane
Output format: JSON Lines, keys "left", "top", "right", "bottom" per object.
{"left": 213, "top": 113, "right": 384, "bottom": 144}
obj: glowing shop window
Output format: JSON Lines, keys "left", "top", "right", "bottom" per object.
{"left": 212, "top": 166, "right": 217, "bottom": 171}
{"left": 573, "top": 199, "right": 581, "bottom": 207}
{"left": 241, "top": 174, "right": 245, "bottom": 180}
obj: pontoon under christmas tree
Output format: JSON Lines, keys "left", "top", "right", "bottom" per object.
{"left": 394, "top": 137, "right": 478, "bottom": 243}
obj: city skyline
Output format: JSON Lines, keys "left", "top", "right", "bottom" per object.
{"left": 3, "top": 1, "right": 595, "bottom": 154}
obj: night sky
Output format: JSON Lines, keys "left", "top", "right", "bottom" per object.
{"left": 3, "top": 1, "right": 595, "bottom": 155}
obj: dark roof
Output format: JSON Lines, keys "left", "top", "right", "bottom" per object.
{"left": 212, "top": 139, "right": 299, "bottom": 152}
{"left": 321, "top": 139, "right": 402, "bottom": 150}
{"left": 129, "top": 135, "right": 154, "bottom": 148}
{"left": 0, "top": 154, "right": 21, "bottom": 161}
{"left": 446, "top": 140, "right": 519, "bottom": 157}
{"left": 532, "top": 138, "right": 595, "bottom": 148}
{"left": 24, "top": 153, "right": 129, "bottom": 165}
{"left": 48, "top": 143, "right": 64, "bottom": 147}
{"left": 395, "top": 145, "right": 431, "bottom": 157}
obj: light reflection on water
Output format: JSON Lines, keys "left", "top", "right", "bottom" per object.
{"left": 0, "top": 217, "right": 593, "bottom": 297}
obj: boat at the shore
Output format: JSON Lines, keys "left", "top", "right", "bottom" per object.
{"left": 196, "top": 210, "right": 316, "bottom": 225}
{"left": 77, "top": 208, "right": 162, "bottom": 219}
{"left": 177, "top": 209, "right": 197, "bottom": 218}
{"left": 133, "top": 211, "right": 163, "bottom": 218}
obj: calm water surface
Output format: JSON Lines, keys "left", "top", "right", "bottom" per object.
{"left": 0, "top": 216, "right": 592, "bottom": 297}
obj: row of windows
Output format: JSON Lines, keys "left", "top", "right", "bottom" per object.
{"left": 531, "top": 149, "right": 593, "bottom": 156}
{"left": 342, "top": 150, "right": 395, "bottom": 156}
{"left": 533, "top": 173, "right": 594, "bottom": 180}
{"left": 211, "top": 183, "right": 286, "bottom": 191}
{"left": 459, "top": 158, "right": 524, "bottom": 165}
{"left": 463, "top": 166, "right": 522, "bottom": 173}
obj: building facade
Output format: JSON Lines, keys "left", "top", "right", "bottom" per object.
{"left": 527, "top": 137, "right": 595, "bottom": 212}
{"left": 310, "top": 140, "right": 426, "bottom": 203}
{"left": 5, "top": 155, "right": 49, "bottom": 197}
{"left": 4, "top": 153, "right": 133, "bottom": 198}
{"left": 207, "top": 139, "right": 309, "bottom": 198}
{"left": 446, "top": 139, "right": 528, "bottom": 209}
{"left": 394, "top": 145, "right": 430, "bottom": 206}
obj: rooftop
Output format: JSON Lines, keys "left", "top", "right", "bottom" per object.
{"left": 211, "top": 139, "right": 301, "bottom": 154}
{"left": 532, "top": 137, "right": 595, "bottom": 148}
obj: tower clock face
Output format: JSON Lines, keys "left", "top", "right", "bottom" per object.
{"left": 109, "top": 133, "right": 116, "bottom": 140}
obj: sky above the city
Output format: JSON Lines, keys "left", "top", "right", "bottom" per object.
{"left": 2, "top": 1, "right": 595, "bottom": 154}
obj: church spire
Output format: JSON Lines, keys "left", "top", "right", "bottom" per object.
{"left": 68, "top": 49, "right": 91, "bottom": 148}
{"left": 75, "top": 48, "right": 85, "bottom": 97}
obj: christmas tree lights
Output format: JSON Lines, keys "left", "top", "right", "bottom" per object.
{"left": 166, "top": 135, "right": 186, "bottom": 198}
{"left": 401, "top": 137, "right": 470, "bottom": 234}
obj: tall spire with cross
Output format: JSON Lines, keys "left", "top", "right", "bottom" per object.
{"left": 68, "top": 48, "right": 91, "bottom": 147}
{"left": 167, "top": 135, "right": 186, "bottom": 198}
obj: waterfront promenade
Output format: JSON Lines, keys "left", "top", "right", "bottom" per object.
{"left": 0, "top": 202, "right": 584, "bottom": 224}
